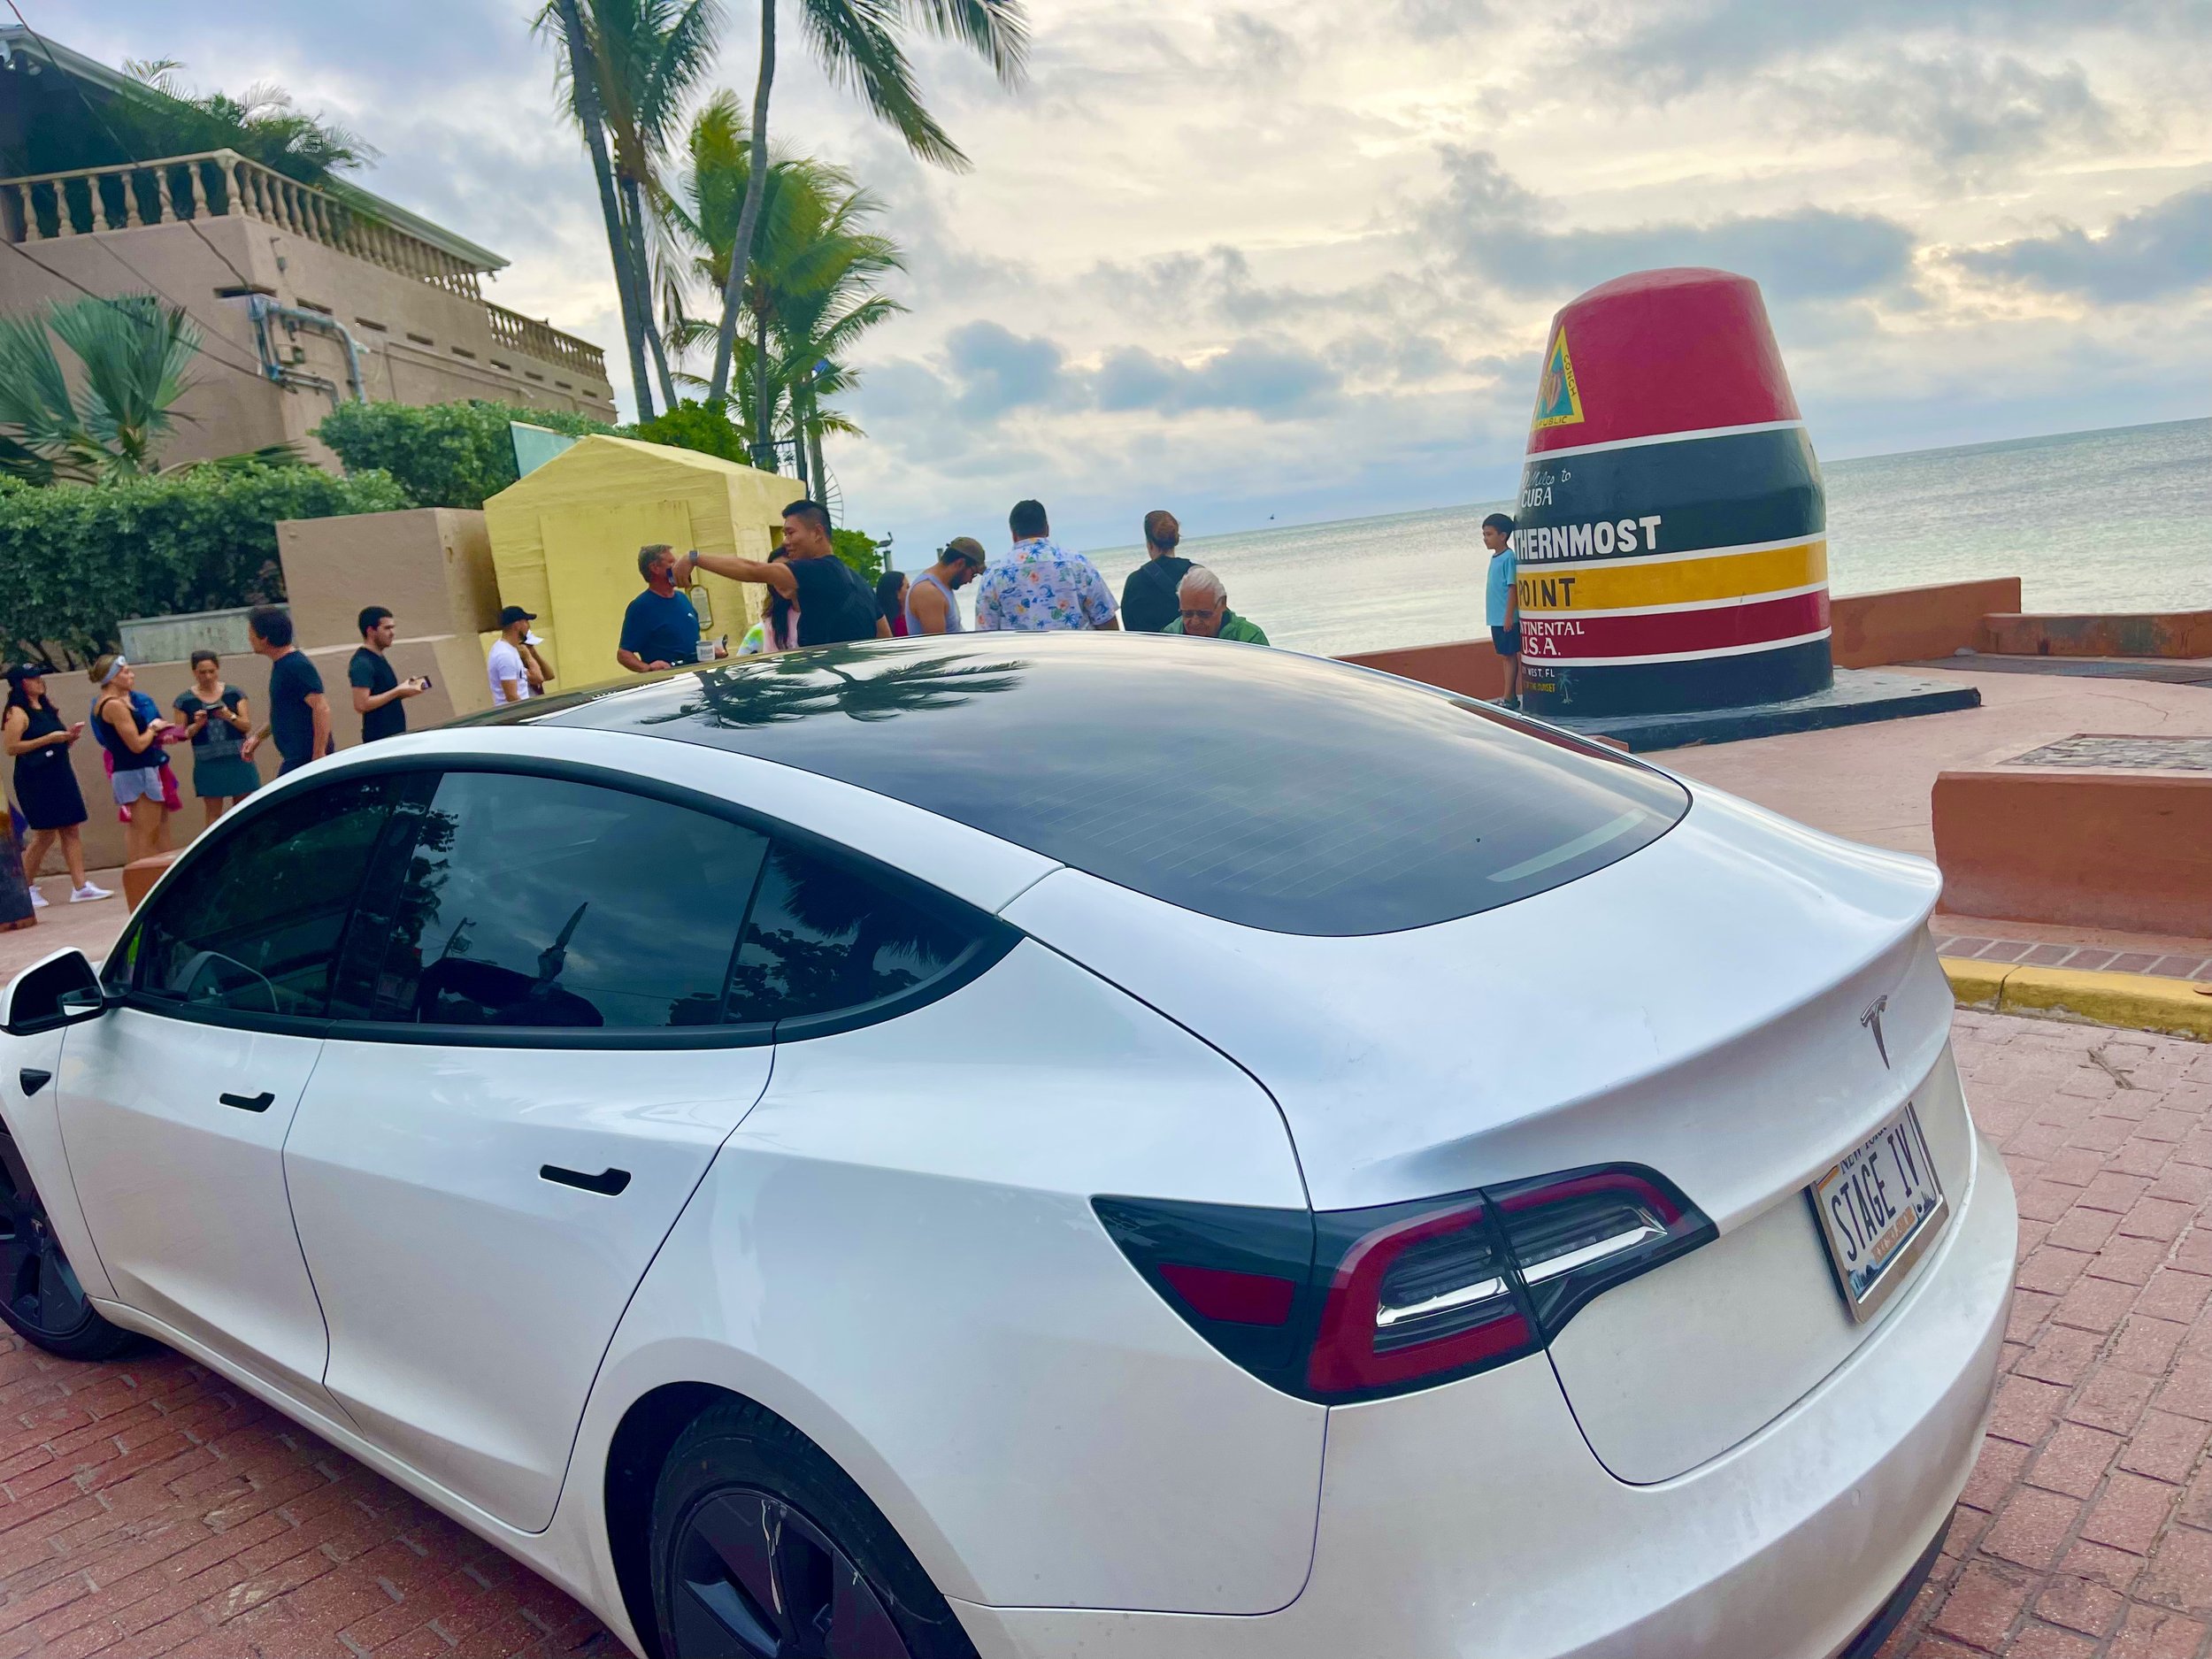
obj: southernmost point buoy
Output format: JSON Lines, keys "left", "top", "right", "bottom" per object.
{"left": 1513, "top": 268, "right": 1831, "bottom": 718}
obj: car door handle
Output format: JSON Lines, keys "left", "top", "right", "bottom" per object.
{"left": 18, "top": 1069, "right": 50, "bottom": 1096}
{"left": 540, "top": 1164, "right": 631, "bottom": 1196}
{"left": 219, "top": 1090, "right": 275, "bottom": 1113}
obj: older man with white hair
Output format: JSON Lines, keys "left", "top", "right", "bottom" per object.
{"left": 1162, "top": 565, "right": 1269, "bottom": 645}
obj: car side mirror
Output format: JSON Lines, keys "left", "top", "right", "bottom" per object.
{"left": 4, "top": 949, "right": 111, "bottom": 1035}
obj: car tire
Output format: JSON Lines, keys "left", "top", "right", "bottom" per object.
{"left": 649, "top": 1397, "right": 979, "bottom": 1659}
{"left": 0, "top": 1126, "right": 139, "bottom": 1362}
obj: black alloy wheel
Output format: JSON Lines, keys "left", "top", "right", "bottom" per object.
{"left": 670, "top": 1486, "right": 910, "bottom": 1658}
{"left": 0, "top": 1128, "right": 135, "bottom": 1360}
{"left": 650, "top": 1400, "right": 976, "bottom": 1659}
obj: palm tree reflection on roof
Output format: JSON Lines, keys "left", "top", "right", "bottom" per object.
{"left": 641, "top": 649, "right": 1028, "bottom": 731}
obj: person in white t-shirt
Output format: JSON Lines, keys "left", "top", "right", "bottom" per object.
{"left": 487, "top": 605, "right": 541, "bottom": 706}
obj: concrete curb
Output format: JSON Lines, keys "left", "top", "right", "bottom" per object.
{"left": 1941, "top": 956, "right": 2212, "bottom": 1042}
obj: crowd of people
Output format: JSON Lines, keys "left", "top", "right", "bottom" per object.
{"left": 4, "top": 491, "right": 1350, "bottom": 903}
{"left": 608, "top": 495, "right": 1274, "bottom": 668}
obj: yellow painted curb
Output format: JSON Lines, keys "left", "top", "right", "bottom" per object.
{"left": 1941, "top": 956, "right": 2212, "bottom": 1042}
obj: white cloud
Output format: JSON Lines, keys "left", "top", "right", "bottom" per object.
{"left": 34, "top": 0, "right": 2212, "bottom": 556}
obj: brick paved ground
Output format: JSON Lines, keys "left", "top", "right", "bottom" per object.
{"left": 2, "top": 1010, "right": 2210, "bottom": 1656}
{"left": 1881, "top": 1013, "right": 2212, "bottom": 1659}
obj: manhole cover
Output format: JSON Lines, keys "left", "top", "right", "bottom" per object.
{"left": 2004, "top": 734, "right": 2212, "bottom": 772}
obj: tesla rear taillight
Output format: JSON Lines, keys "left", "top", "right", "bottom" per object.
{"left": 1095, "top": 1164, "right": 1713, "bottom": 1404}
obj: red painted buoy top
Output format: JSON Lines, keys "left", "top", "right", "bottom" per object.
{"left": 1524, "top": 267, "right": 1801, "bottom": 456}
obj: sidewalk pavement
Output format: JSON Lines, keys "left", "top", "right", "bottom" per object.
{"left": 0, "top": 871, "right": 130, "bottom": 986}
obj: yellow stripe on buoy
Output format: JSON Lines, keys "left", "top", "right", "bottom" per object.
{"left": 1518, "top": 540, "right": 1827, "bottom": 615}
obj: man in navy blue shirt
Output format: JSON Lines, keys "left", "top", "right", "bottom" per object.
{"left": 241, "top": 605, "right": 331, "bottom": 774}
{"left": 618, "top": 544, "right": 724, "bottom": 672}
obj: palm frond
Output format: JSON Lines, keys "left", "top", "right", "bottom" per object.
{"left": 799, "top": 0, "right": 971, "bottom": 171}
{"left": 908, "top": 0, "right": 1029, "bottom": 85}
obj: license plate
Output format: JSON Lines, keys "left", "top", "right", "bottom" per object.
{"left": 1809, "top": 1102, "right": 1947, "bottom": 1323}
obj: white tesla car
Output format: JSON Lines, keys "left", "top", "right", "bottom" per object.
{"left": 0, "top": 634, "right": 2011, "bottom": 1659}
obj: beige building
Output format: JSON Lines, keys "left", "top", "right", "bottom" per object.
{"left": 0, "top": 28, "right": 616, "bottom": 468}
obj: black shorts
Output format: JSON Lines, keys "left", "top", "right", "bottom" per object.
{"left": 1491, "top": 625, "right": 1521, "bottom": 656}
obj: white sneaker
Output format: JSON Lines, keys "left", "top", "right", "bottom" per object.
{"left": 29, "top": 886, "right": 48, "bottom": 908}
{"left": 70, "top": 882, "right": 113, "bottom": 903}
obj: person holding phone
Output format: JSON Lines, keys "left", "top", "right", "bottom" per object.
{"left": 488, "top": 606, "right": 540, "bottom": 706}
{"left": 172, "top": 649, "right": 257, "bottom": 827}
{"left": 3, "top": 663, "right": 105, "bottom": 904}
{"left": 349, "top": 606, "right": 429, "bottom": 743}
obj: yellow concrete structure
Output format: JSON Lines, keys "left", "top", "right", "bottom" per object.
{"left": 482, "top": 436, "right": 801, "bottom": 695}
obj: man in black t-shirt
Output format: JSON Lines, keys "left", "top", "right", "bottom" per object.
{"left": 685, "top": 500, "right": 890, "bottom": 649}
{"left": 348, "top": 605, "right": 428, "bottom": 743}
{"left": 241, "top": 605, "right": 330, "bottom": 774}
{"left": 1120, "top": 508, "right": 1193, "bottom": 633}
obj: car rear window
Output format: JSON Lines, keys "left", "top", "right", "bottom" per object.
{"left": 536, "top": 636, "right": 1691, "bottom": 937}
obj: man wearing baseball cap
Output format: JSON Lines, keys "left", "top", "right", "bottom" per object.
{"left": 488, "top": 606, "right": 546, "bottom": 707}
{"left": 903, "top": 538, "right": 987, "bottom": 635}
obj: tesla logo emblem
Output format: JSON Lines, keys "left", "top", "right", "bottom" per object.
{"left": 1862, "top": 995, "right": 1892, "bottom": 1070}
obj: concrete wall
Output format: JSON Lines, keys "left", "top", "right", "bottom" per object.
{"left": 276, "top": 508, "right": 502, "bottom": 654}
{"left": 1979, "top": 610, "right": 2212, "bottom": 660}
{"left": 1830, "top": 578, "right": 2024, "bottom": 669}
{"left": 1336, "top": 637, "right": 1506, "bottom": 699}
{"left": 0, "top": 214, "right": 614, "bottom": 469}
{"left": 1934, "top": 768, "right": 2212, "bottom": 938}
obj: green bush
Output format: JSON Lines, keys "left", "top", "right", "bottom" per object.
{"left": 0, "top": 465, "right": 410, "bottom": 666}
{"left": 627, "top": 399, "right": 749, "bottom": 465}
{"left": 316, "top": 399, "right": 611, "bottom": 511}
{"left": 831, "top": 527, "right": 883, "bottom": 584}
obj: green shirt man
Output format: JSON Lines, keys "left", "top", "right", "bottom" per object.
{"left": 1163, "top": 565, "right": 1269, "bottom": 645}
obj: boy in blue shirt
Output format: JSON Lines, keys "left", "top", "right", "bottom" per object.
{"left": 1482, "top": 512, "right": 1520, "bottom": 710}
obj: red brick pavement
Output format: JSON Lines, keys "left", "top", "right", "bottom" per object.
{"left": 4, "top": 1010, "right": 2212, "bottom": 1656}
{"left": 1881, "top": 1013, "right": 2212, "bottom": 1659}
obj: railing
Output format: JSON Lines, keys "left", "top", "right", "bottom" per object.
{"left": 0, "top": 149, "right": 484, "bottom": 298}
{"left": 486, "top": 302, "right": 608, "bottom": 380}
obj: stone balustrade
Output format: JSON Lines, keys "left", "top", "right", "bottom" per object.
{"left": 0, "top": 149, "right": 490, "bottom": 297}
{"left": 0, "top": 149, "right": 605, "bottom": 383}
{"left": 486, "top": 301, "right": 608, "bottom": 380}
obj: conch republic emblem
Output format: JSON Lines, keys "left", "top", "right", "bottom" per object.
{"left": 1511, "top": 267, "right": 1832, "bottom": 719}
{"left": 1531, "top": 327, "right": 1584, "bottom": 430}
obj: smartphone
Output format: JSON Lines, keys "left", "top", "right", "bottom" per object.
{"left": 419, "top": 675, "right": 434, "bottom": 691}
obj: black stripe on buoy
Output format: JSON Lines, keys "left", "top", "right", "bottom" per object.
{"left": 1518, "top": 636, "right": 1834, "bottom": 718}
{"left": 1517, "top": 426, "right": 1824, "bottom": 565}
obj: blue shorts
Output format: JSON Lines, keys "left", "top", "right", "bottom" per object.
{"left": 1491, "top": 625, "right": 1521, "bottom": 657}
{"left": 111, "top": 766, "right": 162, "bottom": 806}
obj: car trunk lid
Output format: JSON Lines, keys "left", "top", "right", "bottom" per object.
{"left": 1002, "top": 783, "right": 1960, "bottom": 1477}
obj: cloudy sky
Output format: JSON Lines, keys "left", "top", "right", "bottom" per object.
{"left": 39, "top": 0, "right": 2212, "bottom": 554}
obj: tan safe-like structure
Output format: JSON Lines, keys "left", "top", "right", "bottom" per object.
{"left": 482, "top": 435, "right": 801, "bottom": 693}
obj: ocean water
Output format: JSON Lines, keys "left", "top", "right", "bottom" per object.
{"left": 1083, "top": 418, "right": 2212, "bottom": 660}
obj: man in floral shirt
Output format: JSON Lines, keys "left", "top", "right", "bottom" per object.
{"left": 973, "top": 500, "right": 1122, "bottom": 632}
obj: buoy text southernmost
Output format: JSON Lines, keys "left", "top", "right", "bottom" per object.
{"left": 1514, "top": 267, "right": 1832, "bottom": 718}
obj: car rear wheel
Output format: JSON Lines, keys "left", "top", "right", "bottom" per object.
{"left": 0, "top": 1127, "right": 137, "bottom": 1361}
{"left": 650, "top": 1399, "right": 977, "bottom": 1659}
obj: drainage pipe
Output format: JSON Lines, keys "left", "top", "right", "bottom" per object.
{"left": 243, "top": 295, "right": 368, "bottom": 407}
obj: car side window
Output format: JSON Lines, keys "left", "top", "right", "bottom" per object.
{"left": 726, "top": 839, "right": 982, "bottom": 1028}
{"left": 129, "top": 776, "right": 402, "bottom": 1018}
{"left": 360, "top": 770, "right": 770, "bottom": 1031}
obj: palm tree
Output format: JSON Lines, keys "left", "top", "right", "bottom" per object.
{"left": 118, "top": 60, "right": 379, "bottom": 187}
{"left": 703, "top": 0, "right": 1030, "bottom": 467}
{"left": 572, "top": 0, "right": 722, "bottom": 415}
{"left": 772, "top": 256, "right": 898, "bottom": 492}
{"left": 540, "top": 0, "right": 659, "bottom": 419}
{"left": 665, "top": 96, "right": 903, "bottom": 480}
{"left": 0, "top": 296, "right": 200, "bottom": 483}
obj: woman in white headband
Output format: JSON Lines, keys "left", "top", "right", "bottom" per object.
{"left": 88, "top": 654, "right": 173, "bottom": 865}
